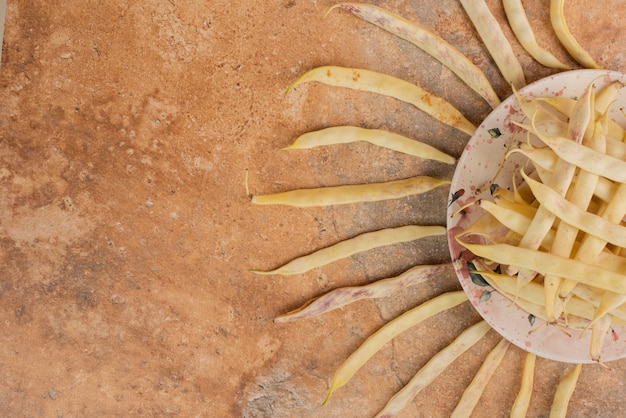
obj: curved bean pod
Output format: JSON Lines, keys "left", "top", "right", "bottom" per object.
{"left": 323, "top": 291, "right": 468, "bottom": 406}
{"left": 536, "top": 134, "right": 626, "bottom": 183}
{"left": 549, "top": 0, "right": 601, "bottom": 69}
{"left": 274, "top": 263, "right": 453, "bottom": 322}
{"left": 328, "top": 3, "right": 501, "bottom": 108}
{"left": 375, "top": 321, "right": 491, "bottom": 418}
{"left": 287, "top": 66, "right": 476, "bottom": 136}
{"left": 284, "top": 126, "right": 456, "bottom": 164}
{"left": 503, "top": 0, "right": 571, "bottom": 70}
{"left": 509, "top": 81, "right": 595, "bottom": 283}
{"left": 250, "top": 225, "right": 446, "bottom": 276}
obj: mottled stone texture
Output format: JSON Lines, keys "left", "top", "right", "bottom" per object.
{"left": 0, "top": 0, "right": 625, "bottom": 416}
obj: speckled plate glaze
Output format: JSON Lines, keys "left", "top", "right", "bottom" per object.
{"left": 447, "top": 69, "right": 626, "bottom": 363}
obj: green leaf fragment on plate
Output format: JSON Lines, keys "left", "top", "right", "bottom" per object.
{"left": 479, "top": 290, "right": 492, "bottom": 303}
{"left": 488, "top": 127, "right": 502, "bottom": 138}
{"left": 468, "top": 262, "right": 490, "bottom": 287}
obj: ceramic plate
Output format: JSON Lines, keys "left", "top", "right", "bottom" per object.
{"left": 447, "top": 69, "right": 626, "bottom": 363}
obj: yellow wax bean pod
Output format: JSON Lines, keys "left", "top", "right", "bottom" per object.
{"left": 606, "top": 136, "right": 626, "bottom": 160}
{"left": 478, "top": 241, "right": 626, "bottom": 323}
{"left": 328, "top": 3, "right": 501, "bottom": 108}
{"left": 507, "top": 146, "right": 558, "bottom": 172}
{"left": 594, "top": 80, "right": 625, "bottom": 114}
{"left": 459, "top": 0, "right": 526, "bottom": 89}
{"left": 559, "top": 184, "right": 626, "bottom": 298}
{"left": 567, "top": 75, "right": 596, "bottom": 144}
{"left": 252, "top": 176, "right": 450, "bottom": 207}
{"left": 582, "top": 291, "right": 626, "bottom": 334}
{"left": 287, "top": 66, "right": 476, "bottom": 136}
{"left": 544, "top": 117, "right": 606, "bottom": 321}
{"left": 486, "top": 198, "right": 537, "bottom": 220}
{"left": 549, "top": 364, "right": 583, "bottom": 418}
{"left": 536, "top": 96, "right": 625, "bottom": 140}
{"left": 511, "top": 119, "right": 565, "bottom": 141}
{"left": 513, "top": 297, "right": 595, "bottom": 329}
{"left": 522, "top": 172, "right": 626, "bottom": 248}
{"left": 512, "top": 172, "right": 536, "bottom": 205}
{"left": 508, "top": 80, "right": 594, "bottom": 283}
{"left": 537, "top": 80, "right": 621, "bottom": 117}
{"left": 590, "top": 177, "right": 619, "bottom": 204}
{"left": 251, "top": 225, "right": 445, "bottom": 275}
{"left": 274, "top": 263, "right": 454, "bottom": 322}
{"left": 477, "top": 200, "right": 532, "bottom": 236}
{"left": 450, "top": 338, "right": 510, "bottom": 418}
{"left": 374, "top": 321, "right": 491, "bottom": 418}
{"left": 284, "top": 126, "right": 456, "bottom": 164}
{"left": 491, "top": 185, "right": 532, "bottom": 206}
{"left": 459, "top": 211, "right": 504, "bottom": 239}
{"left": 511, "top": 352, "right": 536, "bottom": 418}
{"left": 571, "top": 284, "right": 626, "bottom": 323}
{"left": 512, "top": 88, "right": 565, "bottom": 124}
{"left": 457, "top": 239, "right": 626, "bottom": 295}
{"left": 536, "top": 96, "right": 575, "bottom": 117}
{"left": 323, "top": 291, "right": 468, "bottom": 405}
{"left": 524, "top": 118, "right": 568, "bottom": 138}
{"left": 579, "top": 250, "right": 626, "bottom": 281}
{"left": 532, "top": 165, "right": 555, "bottom": 188}
{"left": 589, "top": 314, "right": 612, "bottom": 362}
{"left": 502, "top": 0, "right": 571, "bottom": 70}
{"left": 478, "top": 271, "right": 599, "bottom": 322}
{"left": 508, "top": 143, "right": 618, "bottom": 204}
{"left": 473, "top": 261, "right": 560, "bottom": 322}
{"left": 470, "top": 206, "right": 624, "bottom": 275}
{"left": 490, "top": 185, "right": 515, "bottom": 202}
{"left": 550, "top": 0, "right": 601, "bottom": 69}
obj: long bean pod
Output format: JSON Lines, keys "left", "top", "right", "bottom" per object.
{"left": 284, "top": 126, "right": 456, "bottom": 164}
{"left": 274, "top": 264, "right": 453, "bottom": 322}
{"left": 328, "top": 3, "right": 501, "bottom": 108}
{"left": 511, "top": 352, "right": 536, "bottom": 418}
{"left": 323, "top": 291, "right": 468, "bottom": 405}
{"left": 503, "top": 0, "right": 571, "bottom": 70}
{"left": 549, "top": 364, "right": 583, "bottom": 418}
{"left": 459, "top": 0, "right": 526, "bottom": 89}
{"left": 252, "top": 176, "right": 449, "bottom": 207}
{"left": 375, "top": 321, "right": 491, "bottom": 418}
{"left": 458, "top": 240, "right": 626, "bottom": 295}
{"left": 451, "top": 338, "right": 510, "bottom": 418}
{"left": 549, "top": 0, "right": 601, "bottom": 69}
{"left": 287, "top": 66, "right": 476, "bottom": 136}
{"left": 251, "top": 225, "right": 445, "bottom": 275}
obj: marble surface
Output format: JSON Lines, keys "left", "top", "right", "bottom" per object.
{"left": 0, "top": 0, "right": 625, "bottom": 416}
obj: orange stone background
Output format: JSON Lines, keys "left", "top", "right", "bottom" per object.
{"left": 1, "top": 1, "right": 625, "bottom": 416}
